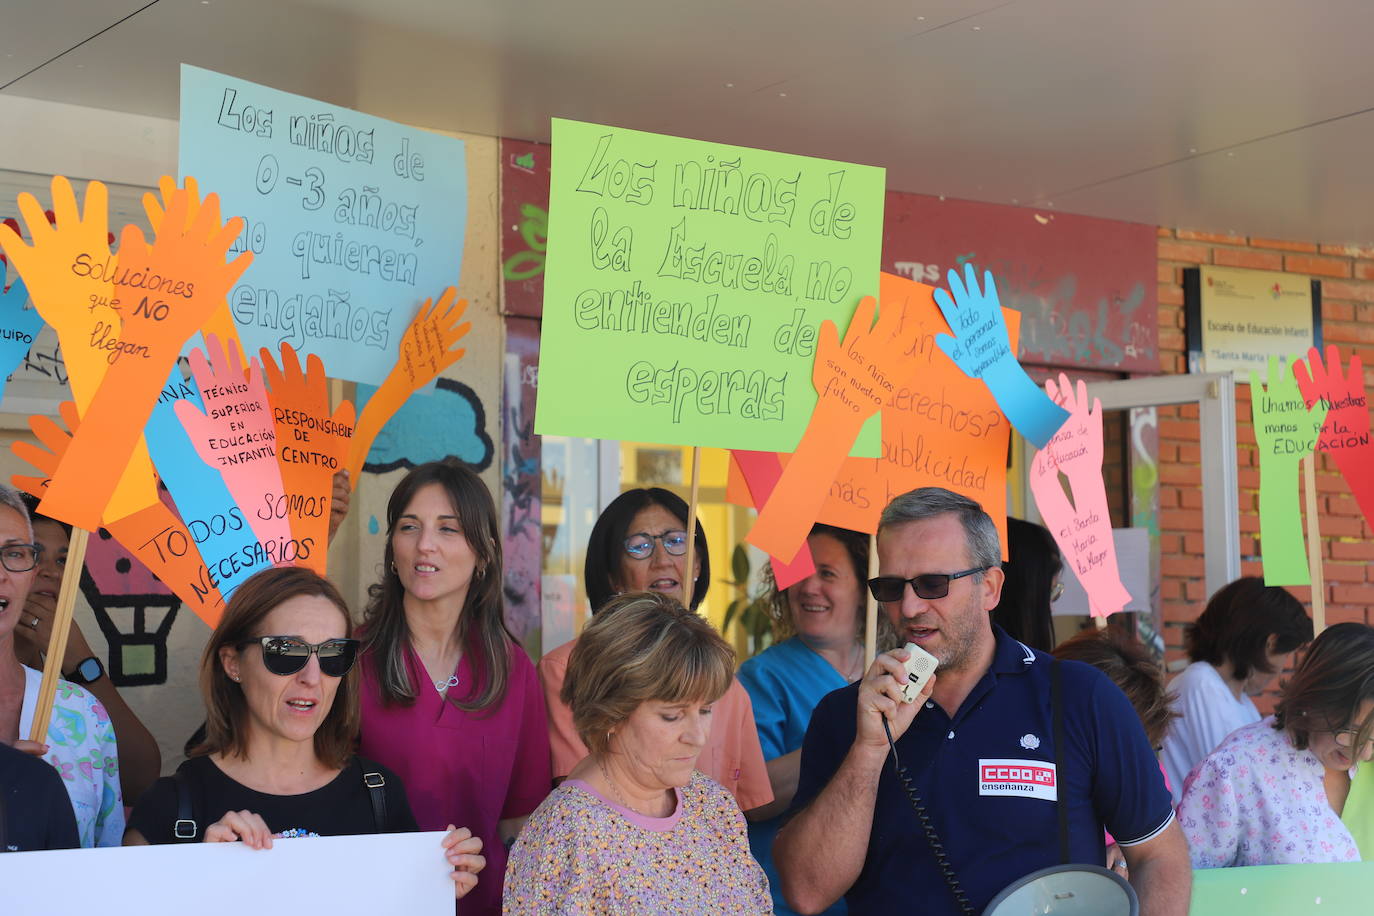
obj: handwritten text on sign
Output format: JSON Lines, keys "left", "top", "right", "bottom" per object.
{"left": 178, "top": 65, "right": 467, "bottom": 386}
{"left": 815, "top": 273, "right": 1016, "bottom": 554}
{"left": 535, "top": 118, "right": 885, "bottom": 453}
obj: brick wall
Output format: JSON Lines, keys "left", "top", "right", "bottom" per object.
{"left": 1155, "top": 230, "right": 1374, "bottom": 705}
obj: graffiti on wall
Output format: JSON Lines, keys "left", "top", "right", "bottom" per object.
{"left": 883, "top": 192, "right": 1159, "bottom": 373}
{"left": 1129, "top": 406, "right": 1164, "bottom": 659}
{"left": 76, "top": 488, "right": 190, "bottom": 687}
{"left": 502, "top": 317, "right": 541, "bottom": 644}
{"left": 500, "top": 139, "right": 551, "bottom": 319}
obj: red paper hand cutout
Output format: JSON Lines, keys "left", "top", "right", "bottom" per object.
{"left": 1293, "top": 345, "right": 1374, "bottom": 532}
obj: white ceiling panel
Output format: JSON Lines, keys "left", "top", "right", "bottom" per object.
{"left": 1048, "top": 107, "right": 1374, "bottom": 245}
{"left": 0, "top": 1, "right": 152, "bottom": 87}
{"left": 2, "top": 0, "right": 1374, "bottom": 242}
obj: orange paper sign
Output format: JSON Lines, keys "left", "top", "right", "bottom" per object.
{"left": 144, "top": 175, "right": 246, "bottom": 365}
{"left": 38, "top": 185, "right": 252, "bottom": 530}
{"left": 346, "top": 288, "right": 471, "bottom": 485}
{"left": 748, "top": 292, "right": 915, "bottom": 561}
{"left": 0, "top": 175, "right": 160, "bottom": 522}
{"left": 260, "top": 343, "right": 356, "bottom": 572}
{"left": 728, "top": 274, "right": 1016, "bottom": 558}
{"left": 11, "top": 401, "right": 225, "bottom": 625}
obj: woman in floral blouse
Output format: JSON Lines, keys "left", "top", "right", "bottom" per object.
{"left": 1179, "top": 622, "right": 1374, "bottom": 866}
{"left": 505, "top": 591, "right": 770, "bottom": 915}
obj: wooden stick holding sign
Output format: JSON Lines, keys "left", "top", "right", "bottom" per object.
{"left": 1303, "top": 456, "right": 1327, "bottom": 634}
{"left": 683, "top": 447, "right": 702, "bottom": 609}
{"left": 27, "top": 527, "right": 90, "bottom": 743}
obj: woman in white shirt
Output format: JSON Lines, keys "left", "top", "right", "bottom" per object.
{"left": 1179, "top": 622, "right": 1374, "bottom": 866}
{"left": 1160, "top": 577, "right": 1312, "bottom": 801}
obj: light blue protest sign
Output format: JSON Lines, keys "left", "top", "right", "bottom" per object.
{"left": 178, "top": 64, "right": 467, "bottom": 386}
{"left": 144, "top": 365, "right": 271, "bottom": 600}
{"left": 0, "top": 277, "right": 44, "bottom": 404}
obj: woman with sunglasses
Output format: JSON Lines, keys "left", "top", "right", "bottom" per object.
{"left": 357, "top": 458, "right": 549, "bottom": 916}
{"left": 0, "top": 485, "right": 122, "bottom": 848}
{"left": 123, "top": 566, "right": 485, "bottom": 897}
{"left": 737, "top": 523, "right": 871, "bottom": 916}
{"left": 1179, "top": 621, "right": 1374, "bottom": 867}
{"left": 537, "top": 488, "right": 772, "bottom": 814}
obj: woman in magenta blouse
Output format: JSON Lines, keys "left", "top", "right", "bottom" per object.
{"left": 358, "top": 458, "right": 551, "bottom": 916}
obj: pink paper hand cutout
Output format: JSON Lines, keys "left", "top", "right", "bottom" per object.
{"left": 174, "top": 334, "right": 295, "bottom": 558}
{"left": 1028, "top": 373, "right": 1132, "bottom": 618}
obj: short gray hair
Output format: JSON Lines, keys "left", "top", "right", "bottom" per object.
{"left": 879, "top": 487, "right": 1001, "bottom": 573}
{"left": 0, "top": 485, "right": 34, "bottom": 541}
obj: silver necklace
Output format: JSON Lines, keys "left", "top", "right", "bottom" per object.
{"left": 434, "top": 673, "right": 460, "bottom": 694}
{"left": 596, "top": 758, "right": 655, "bottom": 817}
{"left": 846, "top": 641, "right": 865, "bottom": 680}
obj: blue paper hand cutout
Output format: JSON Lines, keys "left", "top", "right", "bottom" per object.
{"left": 934, "top": 263, "right": 1069, "bottom": 448}
{"left": 0, "top": 277, "right": 46, "bottom": 403}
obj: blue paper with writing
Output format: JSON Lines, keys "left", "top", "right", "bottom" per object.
{"left": 144, "top": 365, "right": 268, "bottom": 601}
{"left": 178, "top": 64, "right": 467, "bottom": 386}
{"left": 934, "top": 264, "right": 1069, "bottom": 448}
{"left": 0, "top": 278, "right": 45, "bottom": 404}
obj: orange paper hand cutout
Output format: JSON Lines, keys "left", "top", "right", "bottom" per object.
{"left": 0, "top": 177, "right": 116, "bottom": 407}
{"left": 749, "top": 294, "right": 911, "bottom": 561}
{"left": 143, "top": 175, "right": 244, "bottom": 365}
{"left": 11, "top": 401, "right": 225, "bottom": 625}
{"left": 260, "top": 343, "right": 356, "bottom": 573}
{"left": 40, "top": 187, "right": 252, "bottom": 530}
{"left": 0, "top": 176, "right": 163, "bottom": 522}
{"left": 174, "top": 335, "right": 293, "bottom": 554}
{"left": 346, "top": 288, "right": 471, "bottom": 484}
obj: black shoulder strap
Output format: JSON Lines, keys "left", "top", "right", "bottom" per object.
{"left": 1051, "top": 659, "right": 1069, "bottom": 865}
{"left": 173, "top": 767, "right": 198, "bottom": 841}
{"left": 363, "top": 770, "right": 388, "bottom": 832}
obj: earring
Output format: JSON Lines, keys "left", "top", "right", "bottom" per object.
{"left": 230, "top": 674, "right": 240, "bottom": 683}
{"left": 390, "top": 561, "right": 397, "bottom": 575}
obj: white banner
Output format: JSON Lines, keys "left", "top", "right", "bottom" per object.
{"left": 0, "top": 831, "right": 453, "bottom": 914}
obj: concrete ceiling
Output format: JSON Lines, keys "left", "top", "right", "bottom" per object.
{"left": 4, "top": 0, "right": 1374, "bottom": 243}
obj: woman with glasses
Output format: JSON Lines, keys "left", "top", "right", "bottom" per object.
{"left": 0, "top": 485, "right": 122, "bottom": 847}
{"left": 737, "top": 523, "right": 871, "bottom": 916}
{"left": 357, "top": 458, "right": 549, "bottom": 916}
{"left": 1179, "top": 621, "right": 1374, "bottom": 867}
{"left": 123, "top": 566, "right": 485, "bottom": 893}
{"left": 506, "top": 592, "right": 770, "bottom": 914}
{"left": 12, "top": 494, "right": 162, "bottom": 805}
{"left": 537, "top": 487, "right": 772, "bottom": 814}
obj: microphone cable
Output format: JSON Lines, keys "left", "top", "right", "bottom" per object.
{"left": 882, "top": 715, "right": 974, "bottom": 915}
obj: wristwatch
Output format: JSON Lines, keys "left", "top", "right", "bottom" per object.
{"left": 65, "top": 656, "right": 105, "bottom": 686}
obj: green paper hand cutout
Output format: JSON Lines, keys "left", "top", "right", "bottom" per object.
{"left": 1250, "top": 355, "right": 1327, "bottom": 586}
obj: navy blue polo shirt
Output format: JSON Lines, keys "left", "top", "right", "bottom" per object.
{"left": 790, "top": 627, "right": 1174, "bottom": 915}
{"left": 0, "top": 742, "right": 79, "bottom": 852}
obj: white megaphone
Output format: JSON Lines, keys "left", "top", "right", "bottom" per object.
{"left": 982, "top": 864, "right": 1138, "bottom": 916}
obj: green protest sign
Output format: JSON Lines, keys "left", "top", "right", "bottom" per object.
{"left": 1250, "top": 354, "right": 1326, "bottom": 585}
{"left": 535, "top": 118, "right": 885, "bottom": 453}
{"left": 1191, "top": 862, "right": 1374, "bottom": 914}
